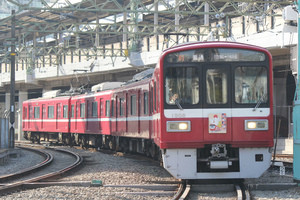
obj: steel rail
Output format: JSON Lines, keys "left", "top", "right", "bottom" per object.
{"left": 172, "top": 181, "right": 190, "bottom": 200}
{"left": 235, "top": 183, "right": 251, "bottom": 200}
{"left": 0, "top": 147, "right": 83, "bottom": 196}
{"left": 0, "top": 147, "right": 53, "bottom": 183}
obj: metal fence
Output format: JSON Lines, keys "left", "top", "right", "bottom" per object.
{"left": 0, "top": 118, "right": 9, "bottom": 149}
{"left": 274, "top": 105, "right": 293, "bottom": 138}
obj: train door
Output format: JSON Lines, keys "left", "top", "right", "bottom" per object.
{"left": 111, "top": 99, "right": 116, "bottom": 133}
{"left": 203, "top": 65, "right": 232, "bottom": 142}
{"left": 42, "top": 104, "right": 46, "bottom": 129}
{"left": 86, "top": 100, "right": 89, "bottom": 131}
{"left": 126, "top": 93, "right": 128, "bottom": 132}
{"left": 22, "top": 106, "right": 27, "bottom": 130}
{"left": 75, "top": 101, "right": 78, "bottom": 131}
{"left": 99, "top": 98, "right": 103, "bottom": 132}
{"left": 28, "top": 105, "right": 32, "bottom": 129}
{"left": 56, "top": 103, "right": 61, "bottom": 130}
{"left": 115, "top": 97, "right": 118, "bottom": 133}
{"left": 138, "top": 90, "right": 141, "bottom": 134}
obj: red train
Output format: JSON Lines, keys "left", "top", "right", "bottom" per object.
{"left": 23, "top": 41, "right": 274, "bottom": 179}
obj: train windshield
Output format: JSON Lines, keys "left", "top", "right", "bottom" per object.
{"left": 234, "top": 66, "right": 267, "bottom": 104}
{"left": 164, "top": 47, "right": 269, "bottom": 108}
{"left": 165, "top": 67, "right": 199, "bottom": 105}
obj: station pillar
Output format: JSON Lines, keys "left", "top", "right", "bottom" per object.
{"left": 294, "top": 0, "right": 300, "bottom": 182}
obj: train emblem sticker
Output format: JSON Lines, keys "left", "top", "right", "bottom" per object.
{"left": 208, "top": 113, "right": 227, "bottom": 133}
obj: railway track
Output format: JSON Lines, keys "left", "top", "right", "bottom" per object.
{"left": 2, "top": 142, "right": 260, "bottom": 199}
{"left": 175, "top": 182, "right": 251, "bottom": 200}
{"left": 0, "top": 147, "right": 53, "bottom": 183}
{"left": 0, "top": 146, "right": 83, "bottom": 196}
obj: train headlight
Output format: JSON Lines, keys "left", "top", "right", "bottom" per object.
{"left": 167, "top": 121, "right": 191, "bottom": 132}
{"left": 245, "top": 120, "right": 268, "bottom": 131}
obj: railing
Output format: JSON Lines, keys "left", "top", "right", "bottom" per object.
{"left": 0, "top": 118, "right": 9, "bottom": 148}
{"left": 274, "top": 105, "right": 293, "bottom": 138}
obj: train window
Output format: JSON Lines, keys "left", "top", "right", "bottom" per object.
{"left": 105, "top": 100, "right": 110, "bottom": 117}
{"left": 71, "top": 105, "right": 74, "bottom": 118}
{"left": 34, "top": 107, "right": 40, "bottom": 118}
{"left": 235, "top": 66, "right": 268, "bottom": 104}
{"left": 48, "top": 106, "right": 54, "bottom": 118}
{"left": 63, "top": 105, "right": 68, "bottom": 118}
{"left": 144, "top": 92, "right": 149, "bottom": 115}
{"left": 165, "top": 67, "right": 199, "bottom": 105}
{"left": 131, "top": 95, "right": 137, "bottom": 115}
{"left": 80, "top": 103, "right": 85, "bottom": 118}
{"left": 165, "top": 48, "right": 265, "bottom": 62}
{"left": 206, "top": 68, "right": 227, "bottom": 104}
{"left": 119, "top": 98, "right": 124, "bottom": 116}
{"left": 92, "top": 102, "right": 98, "bottom": 117}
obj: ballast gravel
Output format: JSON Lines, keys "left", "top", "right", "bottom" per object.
{"left": 1, "top": 146, "right": 300, "bottom": 200}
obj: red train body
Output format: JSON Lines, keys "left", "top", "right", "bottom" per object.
{"left": 23, "top": 41, "right": 274, "bottom": 179}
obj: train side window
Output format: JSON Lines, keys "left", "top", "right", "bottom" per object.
{"left": 34, "top": 107, "right": 40, "bottom": 118}
{"left": 80, "top": 103, "right": 85, "bottom": 118}
{"left": 119, "top": 98, "right": 124, "bottom": 116}
{"left": 111, "top": 100, "right": 114, "bottom": 117}
{"left": 131, "top": 95, "right": 137, "bottom": 115}
{"left": 63, "top": 105, "right": 68, "bottom": 118}
{"left": 48, "top": 106, "right": 54, "bottom": 118}
{"left": 105, "top": 100, "right": 110, "bottom": 117}
{"left": 92, "top": 101, "right": 98, "bottom": 117}
{"left": 71, "top": 105, "right": 74, "bottom": 118}
{"left": 144, "top": 92, "right": 149, "bottom": 115}
{"left": 234, "top": 66, "right": 267, "bottom": 104}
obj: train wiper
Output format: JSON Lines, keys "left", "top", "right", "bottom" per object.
{"left": 175, "top": 99, "right": 183, "bottom": 110}
{"left": 253, "top": 93, "right": 266, "bottom": 111}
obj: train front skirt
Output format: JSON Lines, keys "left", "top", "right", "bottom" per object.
{"left": 162, "top": 147, "right": 272, "bottom": 179}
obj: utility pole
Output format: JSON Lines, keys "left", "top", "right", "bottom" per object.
{"left": 9, "top": 10, "right": 16, "bottom": 149}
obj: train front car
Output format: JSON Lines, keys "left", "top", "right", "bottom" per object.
{"left": 158, "top": 42, "right": 274, "bottom": 179}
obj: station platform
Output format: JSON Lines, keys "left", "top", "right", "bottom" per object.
{"left": 275, "top": 138, "right": 293, "bottom": 155}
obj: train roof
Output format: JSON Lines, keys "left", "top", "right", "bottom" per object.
{"left": 162, "top": 41, "right": 269, "bottom": 53}
{"left": 91, "top": 82, "right": 125, "bottom": 92}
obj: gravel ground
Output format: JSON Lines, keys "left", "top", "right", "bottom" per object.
{"left": 0, "top": 149, "right": 45, "bottom": 176}
{"left": 1, "top": 146, "right": 300, "bottom": 200}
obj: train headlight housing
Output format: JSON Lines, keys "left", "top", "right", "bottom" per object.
{"left": 167, "top": 121, "right": 191, "bottom": 132}
{"left": 245, "top": 120, "right": 268, "bottom": 131}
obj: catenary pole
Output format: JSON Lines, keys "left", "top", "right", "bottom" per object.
{"left": 9, "top": 10, "right": 16, "bottom": 149}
